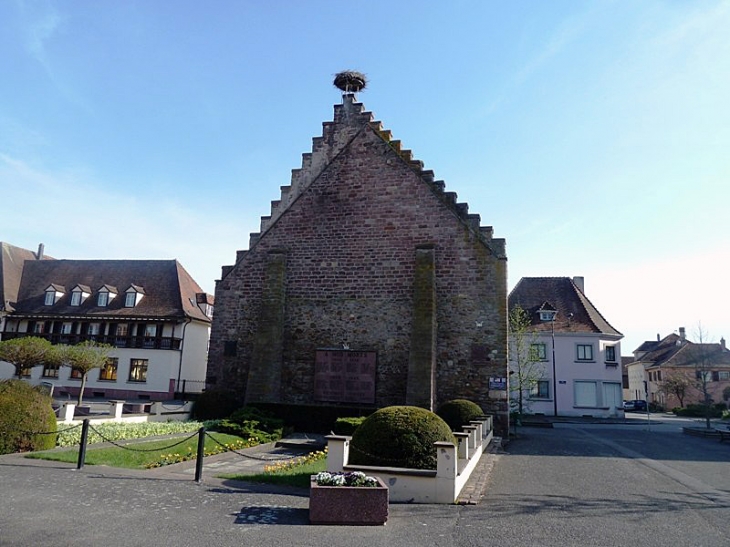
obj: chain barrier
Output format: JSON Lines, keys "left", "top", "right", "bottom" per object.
{"left": 86, "top": 424, "right": 199, "bottom": 453}
{"left": 203, "top": 432, "right": 304, "bottom": 462}
{"left": 0, "top": 422, "right": 83, "bottom": 437}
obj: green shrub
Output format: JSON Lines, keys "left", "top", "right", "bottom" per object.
{"left": 0, "top": 380, "right": 57, "bottom": 454}
{"left": 250, "top": 403, "right": 372, "bottom": 433}
{"left": 333, "top": 416, "right": 368, "bottom": 436}
{"left": 436, "top": 399, "right": 484, "bottom": 431}
{"left": 212, "top": 406, "right": 284, "bottom": 443}
{"left": 349, "top": 406, "right": 455, "bottom": 470}
{"left": 191, "top": 390, "right": 241, "bottom": 420}
{"left": 674, "top": 404, "right": 724, "bottom": 418}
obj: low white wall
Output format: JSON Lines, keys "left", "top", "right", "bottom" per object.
{"left": 326, "top": 416, "right": 493, "bottom": 504}
{"left": 57, "top": 401, "right": 194, "bottom": 424}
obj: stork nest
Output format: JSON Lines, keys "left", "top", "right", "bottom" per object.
{"left": 333, "top": 71, "right": 367, "bottom": 93}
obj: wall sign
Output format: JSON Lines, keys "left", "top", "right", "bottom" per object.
{"left": 314, "top": 349, "right": 376, "bottom": 404}
{"left": 489, "top": 377, "right": 508, "bottom": 391}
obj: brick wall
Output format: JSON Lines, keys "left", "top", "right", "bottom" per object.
{"left": 207, "top": 96, "right": 509, "bottom": 434}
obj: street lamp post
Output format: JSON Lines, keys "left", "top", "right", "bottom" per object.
{"left": 551, "top": 312, "right": 558, "bottom": 417}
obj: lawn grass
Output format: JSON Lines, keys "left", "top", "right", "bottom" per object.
{"left": 222, "top": 457, "right": 327, "bottom": 489}
{"left": 25, "top": 432, "right": 243, "bottom": 469}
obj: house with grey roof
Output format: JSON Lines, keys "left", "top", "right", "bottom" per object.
{"left": 0, "top": 256, "right": 213, "bottom": 401}
{"left": 626, "top": 327, "right": 730, "bottom": 409}
{"left": 508, "top": 276, "right": 624, "bottom": 417}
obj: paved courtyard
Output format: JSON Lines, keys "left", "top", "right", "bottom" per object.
{"left": 1, "top": 417, "right": 728, "bottom": 546}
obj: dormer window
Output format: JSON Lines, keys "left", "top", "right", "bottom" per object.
{"left": 43, "top": 285, "right": 65, "bottom": 306}
{"left": 70, "top": 285, "right": 91, "bottom": 307}
{"left": 124, "top": 285, "right": 145, "bottom": 307}
{"left": 539, "top": 311, "right": 556, "bottom": 321}
{"left": 97, "top": 285, "right": 118, "bottom": 307}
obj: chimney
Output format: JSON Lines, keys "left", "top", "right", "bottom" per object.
{"left": 657, "top": 334, "right": 660, "bottom": 342}
{"left": 36, "top": 243, "right": 44, "bottom": 260}
{"left": 721, "top": 337, "right": 726, "bottom": 350}
{"left": 679, "top": 327, "right": 686, "bottom": 341}
{"left": 572, "top": 276, "right": 585, "bottom": 293}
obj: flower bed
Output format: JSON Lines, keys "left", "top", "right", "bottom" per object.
{"left": 309, "top": 472, "right": 388, "bottom": 526}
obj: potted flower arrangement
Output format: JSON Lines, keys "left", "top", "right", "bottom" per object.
{"left": 309, "top": 471, "right": 389, "bottom": 525}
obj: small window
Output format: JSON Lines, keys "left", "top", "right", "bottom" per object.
{"left": 42, "top": 364, "right": 59, "bottom": 378}
{"left": 98, "top": 292, "right": 109, "bottom": 307}
{"left": 144, "top": 324, "right": 157, "bottom": 337}
{"left": 70, "top": 368, "right": 82, "bottom": 380}
{"left": 129, "top": 359, "right": 148, "bottom": 382}
{"left": 44, "top": 291, "right": 55, "bottom": 306}
{"left": 125, "top": 292, "right": 136, "bottom": 307}
{"left": 33, "top": 322, "right": 45, "bottom": 334}
{"left": 99, "top": 358, "right": 118, "bottom": 381}
{"left": 61, "top": 323, "right": 73, "bottom": 335}
{"left": 605, "top": 345, "right": 616, "bottom": 362}
{"left": 719, "top": 371, "right": 730, "bottom": 380}
{"left": 21, "top": 367, "right": 32, "bottom": 378}
{"left": 87, "top": 323, "right": 100, "bottom": 335}
{"left": 577, "top": 344, "right": 594, "bottom": 361}
{"left": 539, "top": 311, "right": 556, "bottom": 321}
{"left": 71, "top": 292, "right": 82, "bottom": 306}
{"left": 530, "top": 380, "right": 550, "bottom": 399}
{"left": 529, "top": 343, "right": 547, "bottom": 361}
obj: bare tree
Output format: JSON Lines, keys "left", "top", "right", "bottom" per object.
{"left": 688, "top": 324, "right": 719, "bottom": 429}
{"left": 508, "top": 305, "right": 546, "bottom": 419}
{"left": 657, "top": 372, "right": 691, "bottom": 408}
{"left": 61, "top": 341, "right": 113, "bottom": 407}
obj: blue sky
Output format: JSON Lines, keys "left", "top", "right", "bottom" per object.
{"left": 2, "top": 0, "right": 728, "bottom": 353}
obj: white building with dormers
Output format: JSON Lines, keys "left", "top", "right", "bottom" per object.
{"left": 0, "top": 254, "right": 213, "bottom": 401}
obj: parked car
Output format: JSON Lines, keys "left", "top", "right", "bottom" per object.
{"left": 623, "top": 400, "right": 648, "bottom": 412}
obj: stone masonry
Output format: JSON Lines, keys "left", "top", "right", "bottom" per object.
{"left": 206, "top": 94, "right": 509, "bottom": 434}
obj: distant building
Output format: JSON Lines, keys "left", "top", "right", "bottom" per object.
{"left": 508, "top": 276, "right": 624, "bottom": 417}
{"left": 0, "top": 242, "right": 51, "bottom": 338}
{"left": 206, "top": 93, "right": 510, "bottom": 433}
{"left": 1, "top": 256, "right": 213, "bottom": 400}
{"left": 626, "top": 328, "right": 730, "bottom": 408}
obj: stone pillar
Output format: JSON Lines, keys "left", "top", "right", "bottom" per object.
{"left": 246, "top": 251, "right": 287, "bottom": 403}
{"left": 325, "top": 435, "right": 349, "bottom": 473}
{"left": 110, "top": 400, "right": 124, "bottom": 420}
{"left": 435, "top": 441, "right": 457, "bottom": 504}
{"left": 406, "top": 245, "right": 436, "bottom": 409}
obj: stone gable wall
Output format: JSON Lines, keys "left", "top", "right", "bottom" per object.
{"left": 208, "top": 108, "right": 508, "bottom": 433}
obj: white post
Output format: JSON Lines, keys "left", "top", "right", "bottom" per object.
{"left": 60, "top": 403, "right": 76, "bottom": 423}
{"left": 325, "top": 435, "right": 349, "bottom": 472}
{"left": 111, "top": 401, "right": 124, "bottom": 420}
{"left": 454, "top": 432, "right": 469, "bottom": 459}
{"left": 435, "top": 441, "right": 457, "bottom": 503}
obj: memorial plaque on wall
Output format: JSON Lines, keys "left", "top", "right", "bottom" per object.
{"left": 314, "top": 349, "right": 376, "bottom": 404}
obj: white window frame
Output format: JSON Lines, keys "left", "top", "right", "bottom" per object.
{"left": 576, "top": 344, "right": 594, "bottom": 361}
{"left": 98, "top": 292, "right": 109, "bottom": 307}
{"left": 530, "top": 343, "right": 547, "bottom": 361}
{"left": 125, "top": 292, "right": 137, "bottom": 307}
{"left": 70, "top": 291, "right": 82, "bottom": 306}
{"left": 44, "top": 291, "right": 55, "bottom": 306}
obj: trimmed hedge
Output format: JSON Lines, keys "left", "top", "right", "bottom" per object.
{"left": 0, "top": 380, "right": 57, "bottom": 454}
{"left": 191, "top": 390, "right": 242, "bottom": 420}
{"left": 212, "top": 406, "right": 285, "bottom": 443}
{"left": 349, "top": 406, "right": 456, "bottom": 470}
{"left": 436, "top": 399, "right": 484, "bottom": 431}
{"left": 333, "top": 416, "right": 368, "bottom": 436}
{"left": 673, "top": 403, "right": 725, "bottom": 418}
{"left": 249, "top": 403, "right": 373, "bottom": 433}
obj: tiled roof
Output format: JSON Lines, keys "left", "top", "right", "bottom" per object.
{"left": 0, "top": 242, "right": 52, "bottom": 312}
{"left": 508, "top": 277, "right": 622, "bottom": 336}
{"left": 12, "top": 259, "right": 212, "bottom": 323}
{"left": 645, "top": 340, "right": 730, "bottom": 369}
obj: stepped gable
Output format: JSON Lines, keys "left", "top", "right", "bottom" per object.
{"left": 224, "top": 94, "right": 504, "bottom": 277}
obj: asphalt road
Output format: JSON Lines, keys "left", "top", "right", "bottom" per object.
{"left": 1, "top": 418, "right": 728, "bottom": 547}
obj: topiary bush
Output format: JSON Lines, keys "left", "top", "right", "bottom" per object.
{"left": 349, "top": 406, "right": 455, "bottom": 470}
{"left": 333, "top": 416, "right": 368, "bottom": 436}
{"left": 436, "top": 399, "right": 484, "bottom": 431}
{"left": 0, "top": 380, "right": 57, "bottom": 454}
{"left": 191, "top": 389, "right": 241, "bottom": 420}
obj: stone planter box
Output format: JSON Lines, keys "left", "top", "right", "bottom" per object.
{"left": 309, "top": 475, "right": 388, "bottom": 525}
